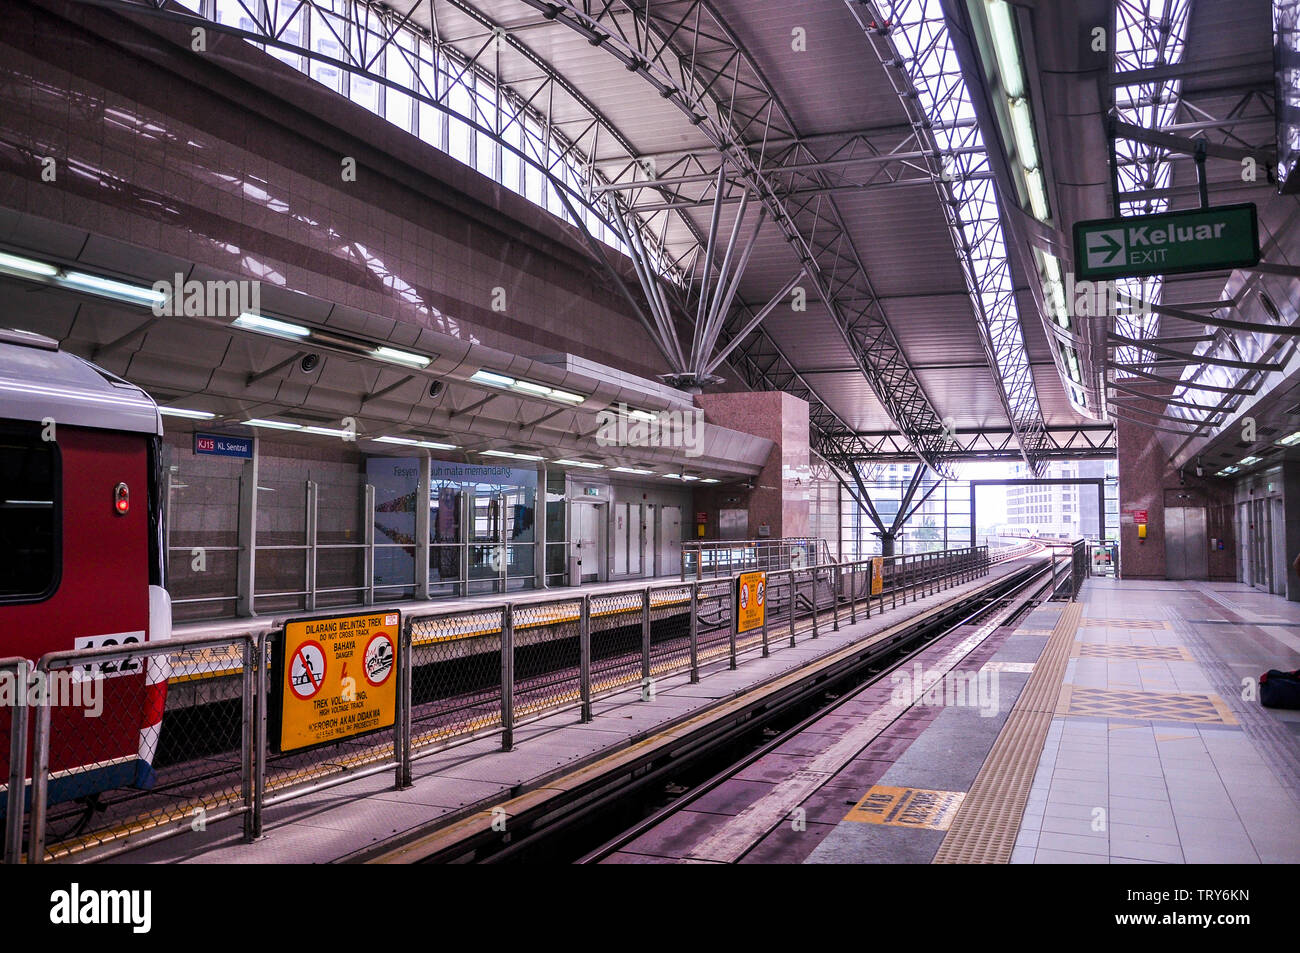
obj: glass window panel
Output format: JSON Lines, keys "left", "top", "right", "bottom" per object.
{"left": 310, "top": 10, "right": 344, "bottom": 92}
{"left": 385, "top": 45, "right": 415, "bottom": 130}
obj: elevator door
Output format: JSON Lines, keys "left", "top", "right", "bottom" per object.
{"left": 1165, "top": 506, "right": 1208, "bottom": 580}
{"left": 658, "top": 506, "right": 682, "bottom": 576}
{"left": 612, "top": 503, "right": 654, "bottom": 577}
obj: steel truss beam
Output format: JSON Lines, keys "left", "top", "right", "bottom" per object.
{"left": 823, "top": 425, "right": 1116, "bottom": 463}
{"left": 66, "top": 0, "right": 877, "bottom": 457}
{"left": 512, "top": 0, "right": 963, "bottom": 476}
{"left": 844, "top": 0, "right": 1050, "bottom": 474}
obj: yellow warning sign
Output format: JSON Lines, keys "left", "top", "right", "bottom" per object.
{"left": 844, "top": 786, "right": 966, "bottom": 830}
{"left": 871, "top": 557, "right": 884, "bottom": 595}
{"left": 272, "top": 610, "right": 400, "bottom": 753}
{"left": 735, "top": 570, "right": 766, "bottom": 633}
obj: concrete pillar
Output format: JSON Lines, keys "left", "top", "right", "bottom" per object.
{"left": 1115, "top": 384, "right": 1235, "bottom": 580}
{"left": 693, "top": 391, "right": 810, "bottom": 540}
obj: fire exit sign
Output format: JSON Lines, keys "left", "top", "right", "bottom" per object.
{"left": 1073, "top": 203, "right": 1259, "bottom": 280}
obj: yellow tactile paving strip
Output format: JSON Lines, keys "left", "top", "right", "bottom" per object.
{"left": 1078, "top": 617, "right": 1171, "bottom": 630}
{"left": 1055, "top": 685, "right": 1237, "bottom": 725}
{"left": 844, "top": 786, "right": 966, "bottom": 830}
{"left": 932, "top": 601, "right": 1081, "bottom": 864}
{"left": 1071, "top": 642, "right": 1193, "bottom": 661}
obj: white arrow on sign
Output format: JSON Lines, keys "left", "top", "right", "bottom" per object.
{"left": 1085, "top": 228, "right": 1126, "bottom": 269}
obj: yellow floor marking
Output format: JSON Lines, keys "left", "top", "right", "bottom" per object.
{"left": 1079, "top": 618, "right": 1171, "bottom": 630}
{"left": 1072, "top": 642, "right": 1192, "bottom": 661}
{"left": 1056, "top": 686, "right": 1237, "bottom": 725}
{"left": 844, "top": 786, "right": 967, "bottom": 830}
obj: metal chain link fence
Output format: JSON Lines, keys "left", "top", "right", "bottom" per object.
{"left": 4, "top": 544, "right": 993, "bottom": 862}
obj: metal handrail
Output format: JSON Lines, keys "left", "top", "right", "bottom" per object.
{"left": 10, "top": 543, "right": 992, "bottom": 863}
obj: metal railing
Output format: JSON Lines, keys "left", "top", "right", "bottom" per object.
{"left": 1043, "top": 538, "right": 1089, "bottom": 601}
{"left": 680, "top": 537, "right": 834, "bottom": 580}
{"left": 4, "top": 543, "right": 989, "bottom": 863}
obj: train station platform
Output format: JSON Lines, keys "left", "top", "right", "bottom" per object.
{"left": 599, "top": 578, "right": 1300, "bottom": 864}
{"left": 106, "top": 556, "right": 1031, "bottom": 864}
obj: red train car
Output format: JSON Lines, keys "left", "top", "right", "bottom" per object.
{"left": 0, "top": 327, "right": 170, "bottom": 815}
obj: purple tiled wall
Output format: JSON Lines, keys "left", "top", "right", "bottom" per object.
{"left": 0, "top": 0, "right": 682, "bottom": 380}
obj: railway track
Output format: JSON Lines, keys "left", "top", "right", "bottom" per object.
{"left": 360, "top": 554, "right": 1063, "bottom": 864}
{"left": 575, "top": 561, "right": 1057, "bottom": 865}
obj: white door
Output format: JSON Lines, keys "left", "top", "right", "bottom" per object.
{"left": 571, "top": 503, "right": 602, "bottom": 584}
{"left": 659, "top": 506, "right": 682, "bottom": 576}
{"left": 628, "top": 504, "right": 643, "bottom": 576}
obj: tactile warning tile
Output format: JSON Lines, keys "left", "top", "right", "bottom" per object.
{"left": 1072, "top": 642, "right": 1192, "bottom": 661}
{"left": 1079, "top": 617, "right": 1170, "bottom": 630}
{"left": 933, "top": 601, "right": 1082, "bottom": 864}
{"left": 844, "top": 786, "right": 966, "bottom": 830}
{"left": 1055, "top": 685, "right": 1237, "bottom": 725}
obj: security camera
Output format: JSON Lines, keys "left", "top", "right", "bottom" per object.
{"left": 300, "top": 353, "right": 320, "bottom": 373}
{"left": 428, "top": 380, "right": 444, "bottom": 399}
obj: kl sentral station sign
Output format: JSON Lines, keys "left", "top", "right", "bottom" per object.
{"left": 1073, "top": 203, "right": 1259, "bottom": 280}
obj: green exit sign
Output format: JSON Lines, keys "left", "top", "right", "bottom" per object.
{"left": 1073, "top": 203, "right": 1259, "bottom": 280}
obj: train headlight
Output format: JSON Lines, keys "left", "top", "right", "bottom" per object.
{"left": 114, "top": 482, "right": 130, "bottom": 515}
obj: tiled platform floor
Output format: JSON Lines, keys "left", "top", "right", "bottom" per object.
{"left": 1011, "top": 579, "right": 1300, "bottom": 864}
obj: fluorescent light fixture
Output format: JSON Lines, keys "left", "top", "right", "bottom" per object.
{"left": 512, "top": 380, "right": 551, "bottom": 396}
{"left": 681, "top": 474, "right": 700, "bottom": 481}
{"left": 242, "top": 418, "right": 302, "bottom": 431}
{"left": 1277, "top": 431, "right": 1300, "bottom": 447}
{"left": 471, "top": 369, "right": 515, "bottom": 388}
{"left": 1217, "top": 466, "right": 1239, "bottom": 476}
{"left": 662, "top": 473, "right": 699, "bottom": 480}
{"left": 611, "top": 466, "right": 654, "bottom": 475}
{"left": 59, "top": 271, "right": 166, "bottom": 308}
{"left": 1009, "top": 98, "right": 1038, "bottom": 170}
{"left": 302, "top": 425, "right": 349, "bottom": 437}
{"left": 470, "top": 368, "right": 587, "bottom": 405}
{"left": 1041, "top": 251, "right": 1061, "bottom": 283}
{"left": 481, "top": 450, "right": 544, "bottom": 461}
{"left": 1239, "top": 455, "right": 1262, "bottom": 466}
{"left": 701, "top": 478, "right": 720, "bottom": 484}
{"left": 372, "top": 345, "right": 430, "bottom": 368}
{"left": 627, "top": 409, "right": 657, "bottom": 422}
{"left": 986, "top": 0, "right": 1025, "bottom": 99}
{"left": 233, "top": 313, "right": 310, "bottom": 339}
{"left": 1025, "top": 167, "right": 1050, "bottom": 222}
{"left": 372, "top": 435, "right": 458, "bottom": 450}
{"left": 0, "top": 251, "right": 58, "bottom": 278}
{"left": 159, "top": 407, "right": 216, "bottom": 420}
{"left": 552, "top": 459, "right": 603, "bottom": 469}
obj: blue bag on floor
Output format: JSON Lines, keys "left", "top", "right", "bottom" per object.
{"left": 1260, "top": 669, "right": 1300, "bottom": 709}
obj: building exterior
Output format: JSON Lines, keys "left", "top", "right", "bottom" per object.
{"left": 1005, "top": 460, "right": 1118, "bottom": 539}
